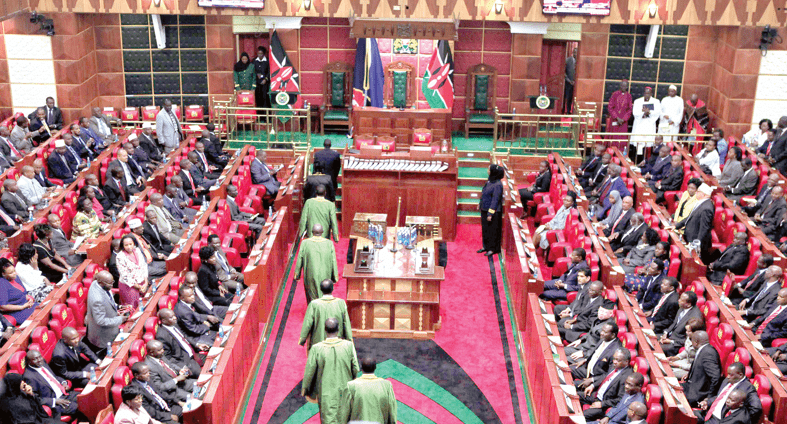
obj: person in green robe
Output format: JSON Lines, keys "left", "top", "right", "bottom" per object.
{"left": 298, "top": 185, "right": 340, "bottom": 242}
{"left": 294, "top": 224, "right": 338, "bottom": 303}
{"left": 233, "top": 52, "right": 256, "bottom": 91}
{"left": 300, "top": 279, "right": 352, "bottom": 349}
{"left": 302, "top": 318, "right": 360, "bottom": 424}
{"left": 340, "top": 357, "right": 397, "bottom": 424}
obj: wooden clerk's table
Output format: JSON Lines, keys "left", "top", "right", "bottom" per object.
{"left": 345, "top": 223, "right": 444, "bottom": 339}
{"left": 352, "top": 107, "right": 452, "bottom": 145}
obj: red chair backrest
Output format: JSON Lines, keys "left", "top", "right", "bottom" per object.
{"left": 50, "top": 304, "right": 78, "bottom": 338}
{"left": 142, "top": 106, "right": 159, "bottom": 121}
{"left": 185, "top": 105, "right": 204, "bottom": 122}
{"left": 9, "top": 352, "right": 26, "bottom": 374}
{"left": 121, "top": 107, "right": 140, "bottom": 121}
{"left": 30, "top": 327, "right": 57, "bottom": 362}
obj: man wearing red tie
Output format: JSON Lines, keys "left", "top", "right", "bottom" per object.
{"left": 744, "top": 288, "right": 787, "bottom": 347}
{"left": 23, "top": 349, "right": 86, "bottom": 420}
{"left": 694, "top": 362, "right": 762, "bottom": 424}
{"left": 129, "top": 361, "right": 182, "bottom": 424}
{"left": 580, "top": 349, "right": 633, "bottom": 421}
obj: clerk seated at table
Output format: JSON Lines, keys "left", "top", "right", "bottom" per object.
{"left": 0, "top": 258, "right": 37, "bottom": 324}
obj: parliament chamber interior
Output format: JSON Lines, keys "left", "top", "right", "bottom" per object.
{"left": 0, "top": 0, "right": 787, "bottom": 423}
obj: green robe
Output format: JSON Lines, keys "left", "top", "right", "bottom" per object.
{"left": 298, "top": 197, "right": 340, "bottom": 242}
{"left": 295, "top": 237, "right": 338, "bottom": 303}
{"left": 233, "top": 66, "right": 256, "bottom": 91}
{"left": 340, "top": 374, "right": 397, "bottom": 424}
{"left": 302, "top": 338, "right": 360, "bottom": 424}
{"left": 299, "top": 295, "right": 353, "bottom": 347}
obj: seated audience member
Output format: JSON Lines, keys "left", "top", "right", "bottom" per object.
{"left": 0, "top": 373, "right": 52, "bottom": 424}
{"left": 14, "top": 243, "right": 54, "bottom": 303}
{"left": 2, "top": 179, "right": 31, "bottom": 221}
{"left": 144, "top": 340, "right": 194, "bottom": 405}
{"left": 122, "top": 142, "right": 150, "bottom": 178}
{"left": 193, "top": 141, "right": 221, "bottom": 179}
{"left": 620, "top": 228, "right": 659, "bottom": 274}
{"left": 0, "top": 257, "right": 37, "bottom": 323}
{"left": 69, "top": 122, "right": 97, "bottom": 159}
{"left": 753, "top": 185, "right": 786, "bottom": 240}
{"left": 143, "top": 211, "right": 175, "bottom": 257}
{"left": 564, "top": 305, "right": 616, "bottom": 362}
{"left": 225, "top": 185, "right": 265, "bottom": 233}
{"left": 718, "top": 147, "right": 743, "bottom": 187}
{"left": 713, "top": 128, "right": 728, "bottom": 165}
{"left": 594, "top": 190, "right": 622, "bottom": 223}
{"left": 23, "top": 350, "right": 84, "bottom": 421}
{"left": 79, "top": 185, "right": 110, "bottom": 221}
{"left": 130, "top": 134, "right": 158, "bottom": 173}
{"left": 580, "top": 349, "right": 633, "bottom": 421}
{"left": 250, "top": 150, "right": 281, "bottom": 204}
{"left": 745, "top": 288, "right": 787, "bottom": 347}
{"left": 696, "top": 139, "right": 721, "bottom": 176}
{"left": 116, "top": 234, "right": 150, "bottom": 309}
{"left": 533, "top": 193, "right": 576, "bottom": 251}
{"left": 170, "top": 175, "right": 201, "bottom": 207}
{"left": 146, "top": 193, "right": 185, "bottom": 244}
{"left": 163, "top": 184, "right": 196, "bottom": 223}
{"left": 738, "top": 265, "right": 782, "bottom": 323}
{"left": 667, "top": 317, "right": 705, "bottom": 379}
{"left": 571, "top": 322, "right": 622, "bottom": 382}
{"left": 88, "top": 107, "right": 121, "bottom": 148}
{"left": 17, "top": 165, "right": 50, "bottom": 207}
{"left": 586, "top": 373, "right": 645, "bottom": 424}
{"left": 576, "top": 144, "right": 605, "bottom": 186}
{"left": 589, "top": 164, "right": 630, "bottom": 218}
{"left": 78, "top": 116, "right": 106, "bottom": 153}
{"left": 182, "top": 271, "right": 228, "bottom": 319}
{"left": 583, "top": 153, "right": 611, "bottom": 192}
{"left": 33, "top": 224, "right": 70, "bottom": 283}
{"left": 651, "top": 154, "right": 684, "bottom": 204}
{"left": 10, "top": 116, "right": 37, "bottom": 154}
{"left": 640, "top": 144, "right": 671, "bottom": 181}
{"left": 200, "top": 129, "right": 229, "bottom": 169}
{"left": 115, "top": 385, "right": 159, "bottom": 424}
{"left": 706, "top": 232, "right": 749, "bottom": 285}
{"left": 85, "top": 271, "right": 129, "bottom": 357}
{"left": 729, "top": 254, "right": 772, "bottom": 306}
{"left": 175, "top": 286, "right": 218, "bottom": 342}
{"left": 553, "top": 270, "right": 593, "bottom": 320}
{"left": 672, "top": 178, "right": 702, "bottom": 227}
{"left": 47, "top": 139, "right": 79, "bottom": 184}
{"left": 771, "top": 343, "right": 787, "bottom": 375}
{"left": 129, "top": 362, "right": 182, "bottom": 424}
{"left": 50, "top": 326, "right": 100, "bottom": 389}
{"left": 597, "top": 195, "right": 634, "bottom": 237}
{"left": 645, "top": 277, "right": 680, "bottom": 334}
{"left": 104, "top": 167, "right": 130, "bottom": 212}
{"left": 610, "top": 213, "right": 646, "bottom": 257}
{"left": 197, "top": 246, "right": 233, "bottom": 307}
{"left": 30, "top": 98, "right": 63, "bottom": 130}
{"left": 0, "top": 125, "right": 22, "bottom": 163}
{"left": 206, "top": 234, "right": 244, "bottom": 291}
{"left": 71, "top": 197, "right": 103, "bottom": 239}
{"left": 540, "top": 249, "right": 589, "bottom": 301}
{"left": 138, "top": 123, "right": 164, "bottom": 163}
{"left": 109, "top": 149, "right": 144, "bottom": 194}
{"left": 558, "top": 281, "right": 605, "bottom": 343}
{"left": 87, "top": 175, "right": 110, "bottom": 212}
{"left": 681, "top": 331, "right": 723, "bottom": 407}
{"left": 634, "top": 260, "right": 665, "bottom": 311}
{"left": 187, "top": 151, "right": 217, "bottom": 187}
{"left": 694, "top": 361, "right": 762, "bottom": 424}
{"left": 61, "top": 134, "right": 88, "bottom": 171}
{"left": 127, "top": 219, "right": 168, "bottom": 278}
{"left": 659, "top": 291, "right": 702, "bottom": 356}
{"left": 155, "top": 309, "right": 205, "bottom": 374}
{"left": 47, "top": 214, "right": 84, "bottom": 267}
{"left": 741, "top": 173, "right": 778, "bottom": 216}
{"left": 303, "top": 161, "right": 335, "bottom": 202}
{"left": 178, "top": 159, "right": 208, "bottom": 204}
{"left": 750, "top": 119, "right": 774, "bottom": 150}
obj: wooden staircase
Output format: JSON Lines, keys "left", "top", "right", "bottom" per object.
{"left": 457, "top": 151, "right": 491, "bottom": 225}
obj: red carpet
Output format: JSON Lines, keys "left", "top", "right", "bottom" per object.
{"left": 239, "top": 224, "right": 531, "bottom": 424}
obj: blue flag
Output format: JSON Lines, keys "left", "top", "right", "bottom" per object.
{"left": 352, "top": 38, "right": 385, "bottom": 108}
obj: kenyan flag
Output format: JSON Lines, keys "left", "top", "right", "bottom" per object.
{"left": 269, "top": 30, "right": 302, "bottom": 121}
{"left": 422, "top": 40, "right": 454, "bottom": 109}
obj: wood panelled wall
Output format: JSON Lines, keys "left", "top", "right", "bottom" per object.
{"left": 24, "top": 0, "right": 787, "bottom": 26}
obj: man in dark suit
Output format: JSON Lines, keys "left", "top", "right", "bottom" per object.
{"left": 104, "top": 167, "right": 130, "bottom": 212}
{"left": 707, "top": 232, "right": 750, "bottom": 285}
{"left": 572, "top": 322, "right": 622, "bottom": 382}
{"left": 610, "top": 213, "right": 646, "bottom": 257}
{"left": 69, "top": 123, "right": 97, "bottom": 159}
{"left": 541, "top": 248, "right": 589, "bottom": 301}
{"left": 49, "top": 327, "right": 100, "bottom": 389}
{"left": 730, "top": 254, "right": 772, "bottom": 306}
{"left": 1, "top": 179, "right": 31, "bottom": 221}
{"left": 109, "top": 146, "right": 146, "bottom": 192}
{"left": 652, "top": 154, "right": 684, "bottom": 204}
{"left": 155, "top": 308, "right": 206, "bottom": 373}
{"left": 559, "top": 281, "right": 605, "bottom": 342}
{"left": 742, "top": 173, "right": 778, "bottom": 216}
{"left": 0, "top": 125, "right": 21, "bottom": 163}
{"left": 27, "top": 107, "right": 53, "bottom": 144}
{"left": 144, "top": 340, "right": 195, "bottom": 404}
{"left": 139, "top": 123, "right": 164, "bottom": 163}
{"left": 174, "top": 286, "right": 219, "bottom": 341}
{"left": 518, "top": 160, "right": 552, "bottom": 212}
{"left": 641, "top": 145, "right": 671, "bottom": 181}
{"left": 192, "top": 142, "right": 221, "bottom": 179}
{"left": 178, "top": 159, "right": 209, "bottom": 204}
{"left": 187, "top": 151, "right": 218, "bottom": 186}
{"left": 314, "top": 138, "right": 341, "bottom": 191}
{"left": 250, "top": 150, "right": 281, "bottom": 197}
{"left": 304, "top": 162, "right": 335, "bottom": 202}
{"left": 738, "top": 265, "right": 782, "bottom": 323}
{"left": 645, "top": 277, "right": 680, "bottom": 334}
{"left": 681, "top": 331, "right": 723, "bottom": 407}
{"left": 129, "top": 362, "right": 182, "bottom": 424}
{"left": 182, "top": 271, "right": 228, "bottom": 319}
{"left": 199, "top": 130, "right": 229, "bottom": 169}
{"left": 588, "top": 373, "right": 645, "bottom": 424}
{"left": 591, "top": 164, "right": 631, "bottom": 218}
{"left": 676, "top": 183, "right": 715, "bottom": 263}
{"left": 142, "top": 210, "right": 174, "bottom": 256}
{"left": 724, "top": 158, "right": 758, "bottom": 202}
{"left": 225, "top": 185, "right": 265, "bottom": 234}
{"left": 746, "top": 288, "right": 787, "bottom": 347}
{"left": 660, "top": 291, "right": 702, "bottom": 356}
{"left": 710, "top": 390, "right": 751, "bottom": 424}
{"left": 768, "top": 116, "right": 787, "bottom": 175}
{"left": 47, "top": 140, "right": 79, "bottom": 184}
{"left": 33, "top": 159, "right": 56, "bottom": 188}
{"left": 580, "top": 349, "right": 633, "bottom": 421}
{"left": 84, "top": 173, "right": 112, "bottom": 213}
{"left": 553, "top": 269, "right": 593, "bottom": 320}
{"left": 172, "top": 173, "right": 202, "bottom": 207}
{"left": 694, "top": 362, "right": 762, "bottom": 424}
{"left": 23, "top": 349, "right": 83, "bottom": 419}
{"left": 634, "top": 260, "right": 665, "bottom": 311}
{"left": 581, "top": 153, "right": 611, "bottom": 192}
{"left": 130, "top": 135, "right": 158, "bottom": 173}
{"left": 757, "top": 127, "right": 777, "bottom": 157}
{"left": 577, "top": 144, "right": 605, "bottom": 187}
{"left": 163, "top": 185, "right": 196, "bottom": 223}
{"left": 599, "top": 196, "right": 634, "bottom": 237}
{"left": 27, "top": 97, "right": 63, "bottom": 130}
{"left": 754, "top": 185, "right": 786, "bottom": 240}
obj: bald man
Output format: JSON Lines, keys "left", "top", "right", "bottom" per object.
{"left": 294, "top": 224, "right": 338, "bottom": 303}
{"left": 625, "top": 401, "right": 647, "bottom": 424}
{"left": 681, "top": 331, "right": 722, "bottom": 407}
{"left": 144, "top": 339, "right": 194, "bottom": 404}
{"left": 340, "top": 357, "right": 397, "bottom": 424}
{"left": 155, "top": 308, "right": 204, "bottom": 376}
{"left": 300, "top": 279, "right": 352, "bottom": 349}
{"left": 86, "top": 271, "right": 130, "bottom": 356}
{"left": 50, "top": 326, "right": 100, "bottom": 388}
{"left": 746, "top": 288, "right": 787, "bottom": 347}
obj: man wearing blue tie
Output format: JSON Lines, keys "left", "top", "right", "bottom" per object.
{"left": 588, "top": 373, "right": 645, "bottom": 424}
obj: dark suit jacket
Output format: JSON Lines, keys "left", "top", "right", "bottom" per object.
{"left": 746, "top": 282, "right": 781, "bottom": 321}
{"left": 657, "top": 166, "right": 684, "bottom": 191}
{"left": 104, "top": 178, "right": 129, "bottom": 210}
{"left": 88, "top": 184, "right": 112, "bottom": 211}
{"left": 605, "top": 392, "right": 644, "bottom": 424}
{"left": 143, "top": 222, "right": 174, "bottom": 255}
{"left": 579, "top": 154, "right": 602, "bottom": 177}
{"left": 709, "top": 245, "right": 750, "bottom": 283}
{"left": 753, "top": 304, "right": 787, "bottom": 346}
{"left": 200, "top": 138, "right": 228, "bottom": 168}
{"left": 584, "top": 164, "right": 608, "bottom": 190}
{"left": 729, "top": 168, "right": 759, "bottom": 197}
{"left": 250, "top": 159, "right": 280, "bottom": 196}
{"left": 650, "top": 290, "right": 680, "bottom": 334}
{"left": 582, "top": 338, "right": 623, "bottom": 378}
{"left": 129, "top": 379, "right": 175, "bottom": 422}
{"left": 28, "top": 118, "right": 51, "bottom": 143}
{"left": 635, "top": 274, "right": 664, "bottom": 311}
{"left": 303, "top": 173, "right": 335, "bottom": 202}
{"left": 156, "top": 326, "right": 199, "bottom": 367}
{"left": 682, "top": 344, "right": 723, "bottom": 406}
{"left": 717, "top": 406, "right": 750, "bottom": 424}
{"left": 770, "top": 128, "right": 787, "bottom": 174}
{"left": 314, "top": 148, "right": 341, "bottom": 189}
{"left": 665, "top": 306, "right": 703, "bottom": 346}
{"left": 645, "top": 155, "right": 672, "bottom": 180}
{"left": 676, "top": 199, "right": 715, "bottom": 254}
{"left": 28, "top": 107, "right": 63, "bottom": 130}
{"left": 611, "top": 222, "right": 646, "bottom": 254}
{"left": 49, "top": 340, "right": 98, "bottom": 384}
{"left": 35, "top": 172, "right": 55, "bottom": 188}
{"left": 559, "top": 260, "right": 589, "bottom": 292}
{"left": 571, "top": 295, "right": 605, "bottom": 333}
{"left": 0, "top": 191, "right": 29, "bottom": 220}
{"left": 197, "top": 264, "right": 230, "bottom": 306}
{"left": 705, "top": 378, "right": 762, "bottom": 423}
{"left": 736, "top": 268, "right": 768, "bottom": 301}
{"left": 47, "top": 151, "right": 77, "bottom": 181}
{"left": 173, "top": 301, "right": 210, "bottom": 337}
{"left": 593, "top": 366, "right": 633, "bottom": 410}
{"left": 178, "top": 170, "right": 202, "bottom": 200}
{"left": 604, "top": 208, "right": 634, "bottom": 237}
{"left": 23, "top": 365, "right": 68, "bottom": 408}
{"left": 533, "top": 170, "right": 552, "bottom": 194}
{"left": 758, "top": 197, "right": 787, "bottom": 231}
{"left": 139, "top": 133, "right": 163, "bottom": 162}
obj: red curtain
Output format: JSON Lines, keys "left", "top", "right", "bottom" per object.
{"left": 238, "top": 34, "right": 270, "bottom": 60}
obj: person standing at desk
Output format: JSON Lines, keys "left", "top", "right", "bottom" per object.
{"left": 563, "top": 48, "right": 577, "bottom": 114}
{"left": 478, "top": 164, "right": 504, "bottom": 257}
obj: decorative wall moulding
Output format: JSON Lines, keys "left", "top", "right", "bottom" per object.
{"left": 350, "top": 19, "right": 459, "bottom": 41}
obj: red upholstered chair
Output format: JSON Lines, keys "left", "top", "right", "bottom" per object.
{"left": 413, "top": 128, "right": 432, "bottom": 145}
{"left": 727, "top": 347, "right": 752, "bottom": 377}
{"left": 9, "top": 351, "right": 27, "bottom": 374}
{"left": 236, "top": 91, "right": 256, "bottom": 125}
{"left": 631, "top": 357, "right": 650, "bottom": 386}
{"left": 142, "top": 106, "right": 159, "bottom": 121}
{"left": 158, "top": 295, "right": 176, "bottom": 311}
{"left": 30, "top": 327, "right": 57, "bottom": 362}
{"left": 644, "top": 384, "right": 663, "bottom": 424}
{"left": 751, "top": 374, "right": 773, "bottom": 418}
{"left": 128, "top": 339, "right": 147, "bottom": 366}
{"left": 144, "top": 317, "right": 159, "bottom": 343}
{"left": 712, "top": 324, "right": 735, "bottom": 365}
{"left": 619, "top": 332, "right": 638, "bottom": 357}
{"left": 354, "top": 134, "right": 375, "bottom": 150}
{"left": 111, "top": 366, "right": 133, "bottom": 408}
{"left": 95, "top": 405, "right": 115, "bottom": 424}
{"left": 185, "top": 105, "right": 205, "bottom": 122}
{"left": 121, "top": 107, "right": 140, "bottom": 122}
{"left": 66, "top": 283, "right": 87, "bottom": 328}
{"left": 102, "top": 107, "right": 119, "bottom": 119}
{"left": 7, "top": 168, "right": 19, "bottom": 180}
{"left": 376, "top": 135, "right": 396, "bottom": 152}
{"left": 49, "top": 304, "right": 81, "bottom": 339}
{"left": 702, "top": 300, "right": 720, "bottom": 335}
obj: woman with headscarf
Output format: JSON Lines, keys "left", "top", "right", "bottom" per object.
{"left": 233, "top": 53, "right": 256, "bottom": 92}
{"left": 596, "top": 190, "right": 622, "bottom": 226}
{"left": 478, "top": 164, "right": 505, "bottom": 257}
{"left": 116, "top": 235, "right": 149, "bottom": 309}
{"left": 533, "top": 193, "right": 577, "bottom": 250}
{"left": 0, "top": 373, "right": 55, "bottom": 424}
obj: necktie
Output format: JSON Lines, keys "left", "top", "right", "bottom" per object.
{"left": 68, "top": 146, "right": 79, "bottom": 162}
{"left": 143, "top": 383, "right": 170, "bottom": 410}
{"left": 200, "top": 152, "right": 209, "bottom": 170}
{"left": 652, "top": 291, "right": 670, "bottom": 315}
{"left": 185, "top": 171, "right": 196, "bottom": 192}
{"left": 38, "top": 367, "right": 66, "bottom": 396}
{"left": 610, "top": 212, "right": 626, "bottom": 233}
{"left": 2, "top": 137, "right": 20, "bottom": 157}
{"left": 753, "top": 283, "right": 773, "bottom": 304}
{"left": 600, "top": 178, "right": 614, "bottom": 199}
{"left": 117, "top": 180, "right": 126, "bottom": 200}
{"left": 169, "top": 327, "right": 195, "bottom": 357}
{"left": 587, "top": 341, "right": 609, "bottom": 377}
{"left": 0, "top": 207, "right": 14, "bottom": 225}
{"left": 744, "top": 270, "right": 765, "bottom": 290}
{"left": 597, "top": 369, "right": 620, "bottom": 399}
{"left": 60, "top": 154, "right": 71, "bottom": 175}
{"left": 757, "top": 305, "right": 784, "bottom": 334}
{"left": 48, "top": 109, "right": 53, "bottom": 124}
{"left": 768, "top": 142, "right": 773, "bottom": 155}
{"left": 159, "top": 358, "right": 177, "bottom": 378}
{"left": 705, "top": 383, "right": 734, "bottom": 420}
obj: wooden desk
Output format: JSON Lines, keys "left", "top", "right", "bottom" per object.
{"left": 503, "top": 213, "right": 543, "bottom": 330}
{"left": 553, "top": 153, "right": 589, "bottom": 209}
{"left": 341, "top": 151, "right": 458, "bottom": 241}
{"left": 577, "top": 207, "right": 624, "bottom": 287}
{"left": 345, "top": 228, "right": 444, "bottom": 339}
{"left": 353, "top": 107, "right": 452, "bottom": 146}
